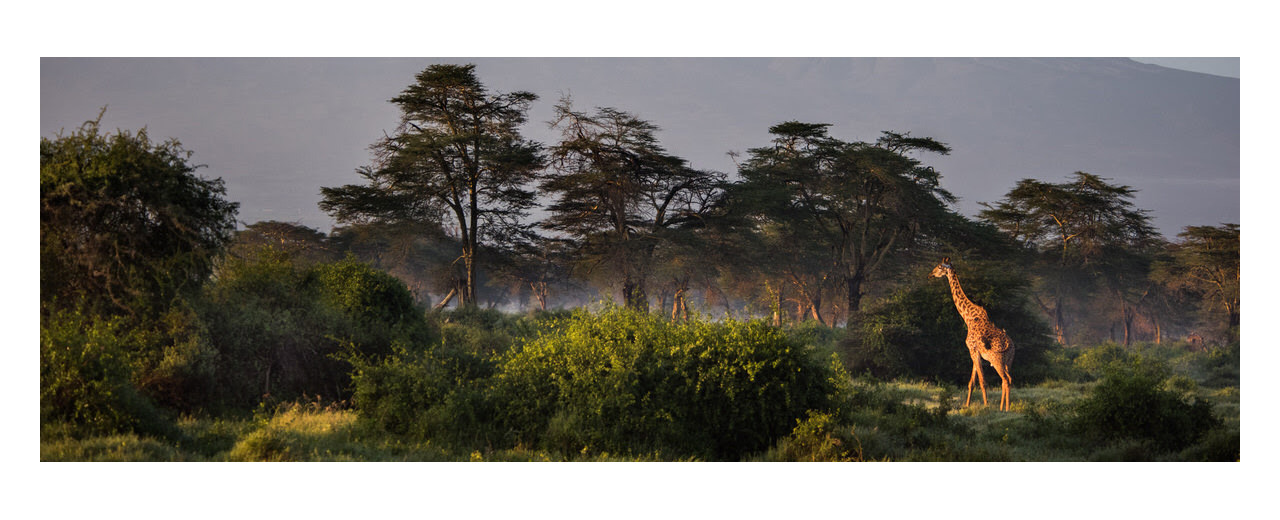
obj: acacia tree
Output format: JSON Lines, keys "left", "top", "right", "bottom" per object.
{"left": 540, "top": 99, "right": 724, "bottom": 312}
{"left": 41, "top": 112, "right": 239, "bottom": 318}
{"left": 727, "top": 122, "right": 955, "bottom": 323}
{"left": 229, "top": 221, "right": 336, "bottom": 265}
{"left": 1152, "top": 224, "right": 1239, "bottom": 341}
{"left": 979, "top": 172, "right": 1157, "bottom": 344}
{"left": 319, "top": 64, "right": 543, "bottom": 308}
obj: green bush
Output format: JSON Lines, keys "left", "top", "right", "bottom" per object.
{"left": 317, "top": 257, "right": 420, "bottom": 329}
{"left": 430, "top": 307, "right": 552, "bottom": 357}
{"left": 764, "top": 411, "right": 862, "bottom": 462}
{"left": 347, "top": 342, "right": 494, "bottom": 438}
{"left": 195, "top": 249, "right": 435, "bottom": 411}
{"left": 1073, "top": 342, "right": 1137, "bottom": 375}
{"left": 1070, "top": 363, "right": 1220, "bottom": 453}
{"left": 491, "top": 308, "right": 850, "bottom": 460}
{"left": 40, "top": 310, "right": 177, "bottom": 440}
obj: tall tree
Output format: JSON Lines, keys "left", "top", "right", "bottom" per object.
{"left": 229, "top": 221, "right": 336, "bottom": 265}
{"left": 1151, "top": 224, "right": 1240, "bottom": 341}
{"left": 728, "top": 122, "right": 955, "bottom": 323}
{"left": 540, "top": 99, "right": 723, "bottom": 311}
{"left": 319, "top": 64, "right": 543, "bottom": 308}
{"left": 41, "top": 111, "right": 238, "bottom": 318}
{"left": 980, "top": 172, "right": 1157, "bottom": 344}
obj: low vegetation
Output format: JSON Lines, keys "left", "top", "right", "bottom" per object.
{"left": 41, "top": 302, "right": 1239, "bottom": 461}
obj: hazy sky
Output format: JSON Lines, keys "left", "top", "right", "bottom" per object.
{"left": 39, "top": 57, "right": 1238, "bottom": 239}
{"left": 1131, "top": 57, "right": 1239, "bottom": 78}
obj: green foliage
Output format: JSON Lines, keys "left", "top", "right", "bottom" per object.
{"left": 979, "top": 172, "right": 1160, "bottom": 345}
{"left": 1069, "top": 362, "right": 1220, "bottom": 453}
{"left": 541, "top": 100, "right": 724, "bottom": 311}
{"left": 1072, "top": 340, "right": 1240, "bottom": 389}
{"left": 763, "top": 411, "right": 863, "bottom": 461}
{"left": 320, "top": 63, "right": 543, "bottom": 308}
{"left": 840, "top": 260, "right": 1061, "bottom": 385}
{"left": 41, "top": 111, "right": 238, "bottom": 319}
{"left": 317, "top": 256, "right": 419, "bottom": 325}
{"left": 1151, "top": 224, "right": 1239, "bottom": 340}
{"left": 727, "top": 122, "right": 958, "bottom": 314}
{"left": 40, "top": 310, "right": 178, "bottom": 440}
{"left": 346, "top": 342, "right": 494, "bottom": 439}
{"left": 431, "top": 306, "right": 550, "bottom": 357}
{"left": 1072, "top": 342, "right": 1137, "bottom": 374}
{"left": 491, "top": 308, "right": 849, "bottom": 460}
{"left": 194, "top": 250, "right": 434, "bottom": 411}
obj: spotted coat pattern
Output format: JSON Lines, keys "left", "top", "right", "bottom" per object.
{"left": 931, "top": 257, "right": 1015, "bottom": 411}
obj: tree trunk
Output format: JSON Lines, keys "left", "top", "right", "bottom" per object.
{"left": 623, "top": 276, "right": 648, "bottom": 312}
{"left": 1154, "top": 315, "right": 1162, "bottom": 344}
{"left": 1122, "top": 304, "right": 1133, "bottom": 347}
{"left": 434, "top": 286, "right": 458, "bottom": 310}
{"left": 773, "top": 289, "right": 783, "bottom": 327}
{"left": 462, "top": 249, "right": 477, "bottom": 307}
{"left": 531, "top": 281, "right": 548, "bottom": 311}
{"left": 808, "top": 293, "right": 826, "bottom": 326}
{"left": 671, "top": 288, "right": 687, "bottom": 322}
{"left": 1053, "top": 297, "right": 1067, "bottom": 344}
{"left": 846, "top": 273, "right": 865, "bottom": 321}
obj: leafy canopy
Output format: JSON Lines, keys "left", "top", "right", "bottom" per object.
{"left": 41, "top": 110, "right": 238, "bottom": 318}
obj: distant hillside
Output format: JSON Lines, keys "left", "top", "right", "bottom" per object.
{"left": 494, "top": 57, "right": 1238, "bottom": 237}
{"left": 40, "top": 57, "right": 1239, "bottom": 237}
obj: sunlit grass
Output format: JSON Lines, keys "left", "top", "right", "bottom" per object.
{"left": 41, "top": 434, "right": 191, "bottom": 461}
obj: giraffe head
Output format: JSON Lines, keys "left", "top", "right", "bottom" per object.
{"left": 930, "top": 257, "right": 953, "bottom": 279}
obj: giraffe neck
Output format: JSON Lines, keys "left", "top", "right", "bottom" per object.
{"left": 946, "top": 272, "right": 986, "bottom": 328}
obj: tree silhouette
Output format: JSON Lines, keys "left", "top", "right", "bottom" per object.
{"left": 320, "top": 64, "right": 543, "bottom": 308}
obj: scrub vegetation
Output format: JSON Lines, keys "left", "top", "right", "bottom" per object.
{"left": 41, "top": 65, "right": 1239, "bottom": 462}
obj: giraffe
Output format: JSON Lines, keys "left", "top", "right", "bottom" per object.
{"left": 930, "top": 257, "right": 1015, "bottom": 411}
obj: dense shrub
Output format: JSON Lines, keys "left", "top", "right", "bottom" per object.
{"left": 194, "top": 249, "right": 434, "bottom": 410}
{"left": 430, "top": 307, "right": 549, "bottom": 357}
{"left": 1073, "top": 341, "right": 1239, "bottom": 389}
{"left": 491, "top": 308, "right": 851, "bottom": 460}
{"left": 840, "top": 261, "right": 1060, "bottom": 385}
{"left": 41, "top": 115, "right": 238, "bottom": 320}
{"left": 1072, "top": 342, "right": 1138, "bottom": 375}
{"left": 1070, "top": 363, "right": 1219, "bottom": 453}
{"left": 763, "top": 411, "right": 863, "bottom": 462}
{"left": 347, "top": 342, "right": 494, "bottom": 438}
{"left": 317, "top": 257, "right": 420, "bottom": 328}
{"left": 40, "top": 310, "right": 178, "bottom": 439}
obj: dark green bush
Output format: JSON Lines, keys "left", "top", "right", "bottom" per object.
{"left": 347, "top": 342, "right": 494, "bottom": 438}
{"left": 317, "top": 256, "right": 419, "bottom": 328}
{"left": 195, "top": 249, "right": 434, "bottom": 410}
{"left": 765, "top": 411, "right": 862, "bottom": 461}
{"left": 1070, "top": 363, "right": 1220, "bottom": 453}
{"left": 429, "top": 307, "right": 553, "bottom": 357}
{"left": 491, "top": 308, "right": 850, "bottom": 460}
{"left": 40, "top": 310, "right": 178, "bottom": 440}
{"left": 1073, "top": 342, "right": 1138, "bottom": 375}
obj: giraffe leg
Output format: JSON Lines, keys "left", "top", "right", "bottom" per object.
{"left": 1003, "top": 366, "right": 1014, "bottom": 411}
{"left": 976, "top": 363, "right": 988, "bottom": 406}
{"left": 992, "top": 363, "right": 1012, "bottom": 411}
{"left": 965, "top": 361, "right": 979, "bottom": 407}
